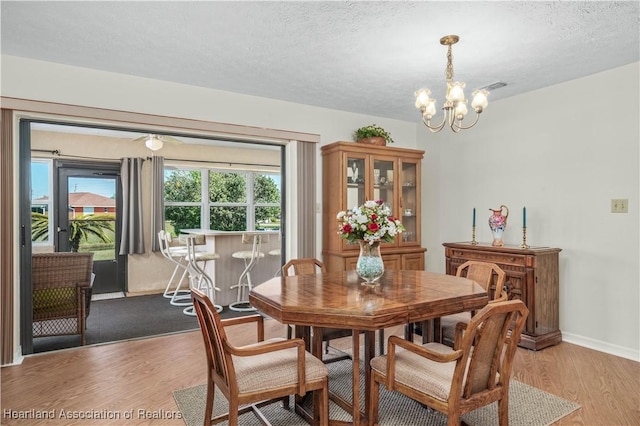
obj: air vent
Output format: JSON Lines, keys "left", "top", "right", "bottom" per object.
{"left": 476, "top": 81, "right": 507, "bottom": 91}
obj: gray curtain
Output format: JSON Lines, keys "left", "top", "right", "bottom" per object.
{"left": 297, "top": 142, "right": 316, "bottom": 257}
{"left": 119, "top": 157, "right": 145, "bottom": 255}
{"left": 150, "top": 155, "right": 164, "bottom": 252}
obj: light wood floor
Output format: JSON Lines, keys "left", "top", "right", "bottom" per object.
{"left": 1, "top": 320, "right": 638, "bottom": 425}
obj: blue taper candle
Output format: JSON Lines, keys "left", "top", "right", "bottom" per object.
{"left": 523, "top": 206, "right": 526, "bottom": 228}
{"left": 473, "top": 207, "right": 476, "bottom": 227}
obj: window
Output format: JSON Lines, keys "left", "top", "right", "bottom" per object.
{"left": 30, "top": 159, "right": 53, "bottom": 245}
{"left": 164, "top": 169, "right": 202, "bottom": 236}
{"left": 164, "top": 167, "right": 281, "bottom": 235}
{"left": 254, "top": 173, "right": 281, "bottom": 230}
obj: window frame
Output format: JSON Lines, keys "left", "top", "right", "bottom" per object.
{"left": 164, "top": 165, "right": 281, "bottom": 232}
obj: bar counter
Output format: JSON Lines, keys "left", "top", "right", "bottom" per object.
{"left": 180, "top": 229, "right": 281, "bottom": 306}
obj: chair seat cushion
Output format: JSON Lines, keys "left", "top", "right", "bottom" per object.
{"left": 33, "top": 287, "right": 78, "bottom": 316}
{"left": 440, "top": 312, "right": 471, "bottom": 342}
{"left": 191, "top": 252, "right": 220, "bottom": 261}
{"left": 233, "top": 338, "right": 328, "bottom": 394}
{"left": 232, "top": 251, "right": 265, "bottom": 260}
{"left": 370, "top": 342, "right": 455, "bottom": 402}
{"left": 168, "top": 246, "right": 188, "bottom": 256}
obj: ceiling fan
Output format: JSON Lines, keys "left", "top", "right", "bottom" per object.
{"left": 134, "top": 134, "right": 183, "bottom": 151}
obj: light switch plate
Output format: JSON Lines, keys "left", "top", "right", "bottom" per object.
{"left": 611, "top": 199, "right": 628, "bottom": 213}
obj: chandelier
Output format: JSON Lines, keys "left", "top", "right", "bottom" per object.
{"left": 415, "top": 35, "right": 489, "bottom": 133}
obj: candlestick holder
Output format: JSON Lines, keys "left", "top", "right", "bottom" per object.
{"left": 471, "top": 226, "right": 478, "bottom": 245}
{"left": 520, "top": 227, "right": 530, "bottom": 249}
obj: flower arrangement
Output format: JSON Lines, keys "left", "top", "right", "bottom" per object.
{"left": 354, "top": 124, "right": 394, "bottom": 144}
{"left": 337, "top": 200, "right": 404, "bottom": 245}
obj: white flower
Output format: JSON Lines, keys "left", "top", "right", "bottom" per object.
{"left": 336, "top": 200, "right": 405, "bottom": 244}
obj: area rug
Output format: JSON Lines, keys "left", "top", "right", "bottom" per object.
{"left": 33, "top": 294, "right": 251, "bottom": 353}
{"left": 173, "top": 358, "right": 580, "bottom": 426}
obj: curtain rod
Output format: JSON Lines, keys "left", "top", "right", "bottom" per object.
{"left": 148, "top": 156, "right": 277, "bottom": 168}
{"left": 30, "top": 149, "right": 125, "bottom": 162}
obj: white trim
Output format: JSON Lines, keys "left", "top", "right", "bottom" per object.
{"left": 562, "top": 331, "right": 640, "bottom": 362}
{"left": 4, "top": 103, "right": 312, "bottom": 364}
{"left": 2, "top": 97, "right": 321, "bottom": 145}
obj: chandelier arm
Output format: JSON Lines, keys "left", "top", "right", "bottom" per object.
{"left": 422, "top": 114, "right": 448, "bottom": 133}
{"left": 451, "top": 112, "right": 481, "bottom": 131}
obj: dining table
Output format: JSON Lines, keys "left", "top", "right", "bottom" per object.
{"left": 249, "top": 269, "right": 488, "bottom": 426}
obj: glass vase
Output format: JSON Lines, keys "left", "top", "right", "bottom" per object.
{"left": 356, "top": 240, "right": 384, "bottom": 285}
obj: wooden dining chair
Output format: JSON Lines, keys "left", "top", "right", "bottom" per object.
{"left": 369, "top": 299, "right": 528, "bottom": 426}
{"left": 438, "top": 260, "right": 507, "bottom": 346}
{"left": 191, "top": 288, "right": 329, "bottom": 426}
{"left": 282, "top": 258, "right": 386, "bottom": 359}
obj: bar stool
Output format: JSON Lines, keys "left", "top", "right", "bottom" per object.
{"left": 268, "top": 248, "right": 282, "bottom": 277}
{"left": 158, "top": 230, "right": 191, "bottom": 307}
{"left": 183, "top": 235, "right": 222, "bottom": 315}
{"left": 229, "top": 233, "right": 267, "bottom": 312}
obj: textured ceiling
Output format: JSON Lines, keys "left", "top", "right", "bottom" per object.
{"left": 1, "top": 1, "right": 639, "bottom": 122}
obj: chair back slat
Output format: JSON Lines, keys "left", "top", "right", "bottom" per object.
{"left": 192, "top": 288, "right": 236, "bottom": 394}
{"left": 282, "top": 258, "right": 326, "bottom": 276}
{"left": 452, "top": 300, "right": 528, "bottom": 401}
{"left": 456, "top": 260, "right": 506, "bottom": 301}
{"left": 157, "top": 230, "right": 169, "bottom": 257}
{"left": 32, "top": 252, "right": 94, "bottom": 290}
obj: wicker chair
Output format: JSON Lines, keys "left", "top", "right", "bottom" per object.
{"left": 191, "top": 287, "right": 329, "bottom": 426}
{"left": 32, "top": 252, "right": 94, "bottom": 345}
{"left": 369, "top": 300, "right": 529, "bottom": 426}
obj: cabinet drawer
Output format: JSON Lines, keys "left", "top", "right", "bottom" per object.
{"left": 448, "top": 248, "right": 527, "bottom": 267}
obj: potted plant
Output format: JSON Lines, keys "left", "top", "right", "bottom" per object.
{"left": 354, "top": 124, "right": 394, "bottom": 146}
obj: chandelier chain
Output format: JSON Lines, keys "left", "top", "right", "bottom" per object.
{"left": 445, "top": 44, "right": 454, "bottom": 82}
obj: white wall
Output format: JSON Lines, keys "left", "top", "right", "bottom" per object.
{"left": 3, "top": 55, "right": 638, "bottom": 361}
{"left": 420, "top": 62, "right": 640, "bottom": 360}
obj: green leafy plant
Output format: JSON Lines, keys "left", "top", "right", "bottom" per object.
{"left": 32, "top": 212, "right": 115, "bottom": 252}
{"left": 354, "top": 124, "right": 394, "bottom": 144}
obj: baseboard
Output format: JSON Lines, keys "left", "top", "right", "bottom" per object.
{"left": 7, "top": 347, "right": 24, "bottom": 366}
{"left": 562, "top": 331, "right": 639, "bottom": 362}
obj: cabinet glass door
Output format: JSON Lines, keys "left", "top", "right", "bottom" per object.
{"left": 346, "top": 156, "right": 366, "bottom": 210}
{"left": 400, "top": 161, "right": 419, "bottom": 245}
{"left": 373, "top": 159, "right": 394, "bottom": 213}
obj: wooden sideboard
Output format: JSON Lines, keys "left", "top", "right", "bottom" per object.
{"left": 443, "top": 242, "right": 562, "bottom": 350}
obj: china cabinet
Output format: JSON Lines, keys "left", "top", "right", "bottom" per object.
{"left": 443, "top": 242, "right": 562, "bottom": 350}
{"left": 322, "top": 141, "right": 426, "bottom": 272}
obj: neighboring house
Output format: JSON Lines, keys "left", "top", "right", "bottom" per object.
{"left": 33, "top": 192, "right": 116, "bottom": 217}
